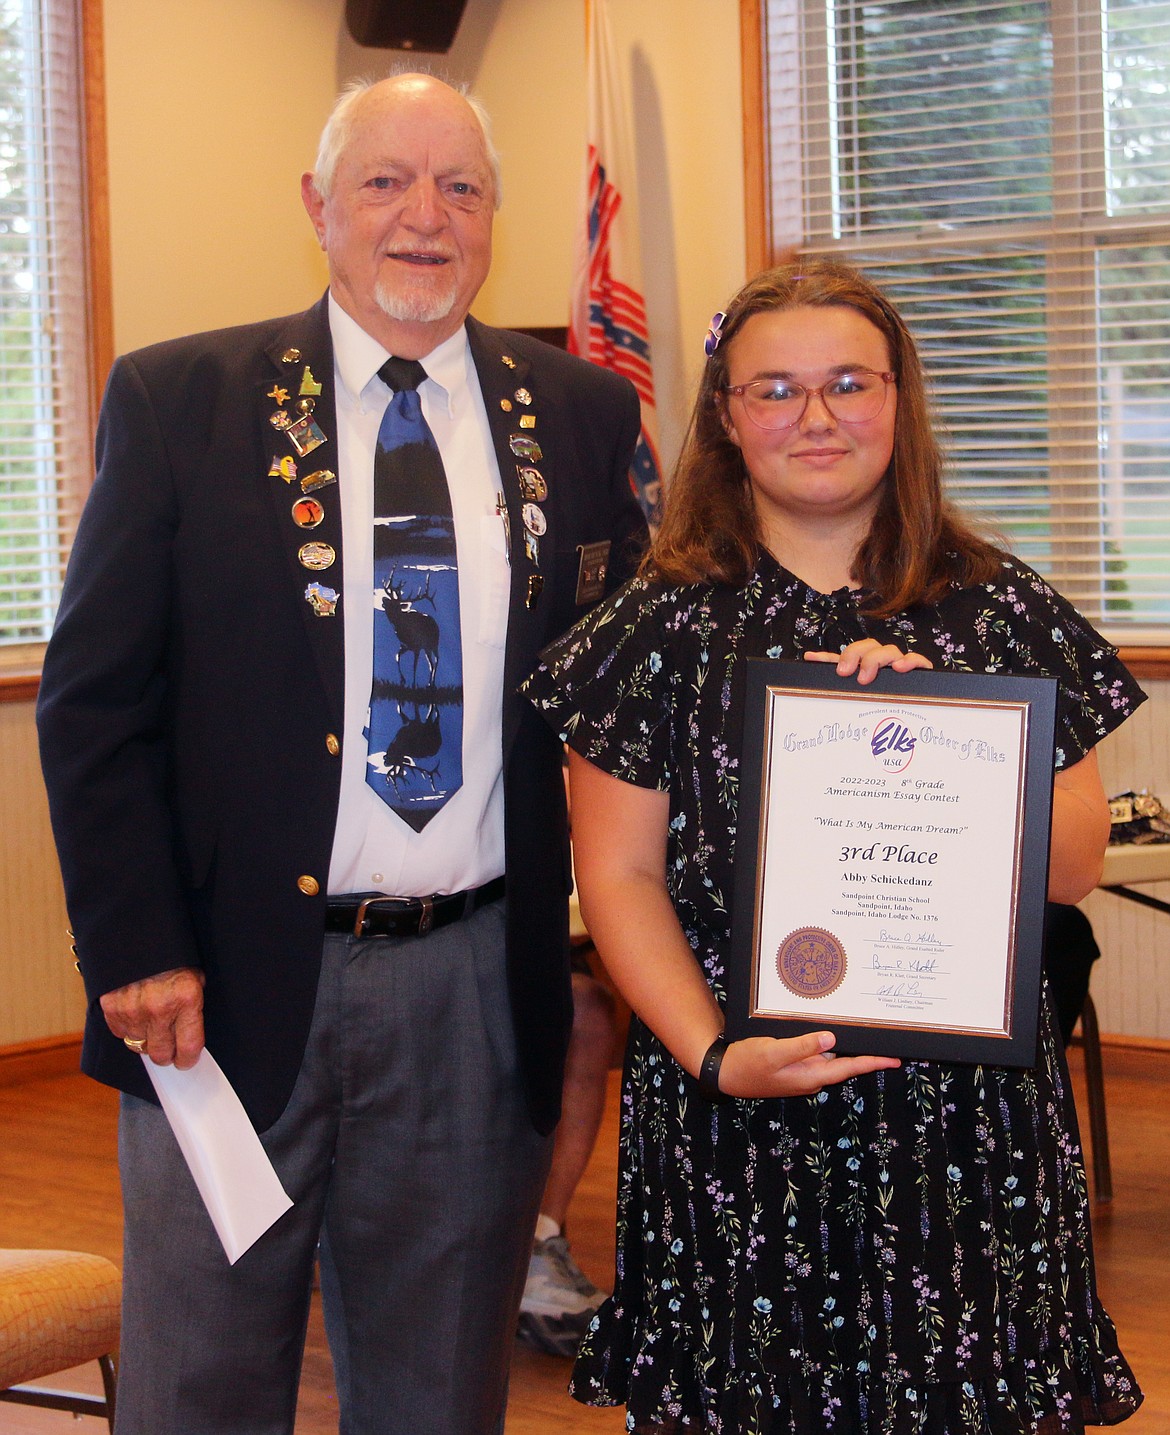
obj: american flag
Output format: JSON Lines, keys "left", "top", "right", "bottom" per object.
{"left": 568, "top": 0, "right": 663, "bottom": 525}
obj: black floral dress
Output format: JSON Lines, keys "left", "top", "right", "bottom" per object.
{"left": 523, "top": 552, "right": 1145, "bottom": 1435}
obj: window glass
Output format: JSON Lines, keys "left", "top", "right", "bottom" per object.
{"left": 0, "top": 0, "right": 91, "bottom": 648}
{"left": 765, "top": 0, "right": 1170, "bottom": 631}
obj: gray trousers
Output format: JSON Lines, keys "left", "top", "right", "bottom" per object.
{"left": 114, "top": 900, "right": 552, "bottom": 1435}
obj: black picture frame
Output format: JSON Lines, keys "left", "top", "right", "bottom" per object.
{"left": 726, "top": 661, "right": 1058, "bottom": 1066}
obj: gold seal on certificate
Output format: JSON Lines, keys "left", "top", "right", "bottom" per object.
{"left": 777, "top": 927, "right": 847, "bottom": 999}
{"left": 727, "top": 661, "right": 1058, "bottom": 1067}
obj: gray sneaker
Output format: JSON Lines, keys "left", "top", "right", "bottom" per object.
{"left": 516, "top": 1234, "right": 605, "bottom": 1358}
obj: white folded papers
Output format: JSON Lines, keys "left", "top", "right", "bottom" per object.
{"left": 141, "top": 1049, "right": 293, "bottom": 1264}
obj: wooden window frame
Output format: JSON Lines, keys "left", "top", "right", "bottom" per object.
{"left": 0, "top": 0, "right": 113, "bottom": 704}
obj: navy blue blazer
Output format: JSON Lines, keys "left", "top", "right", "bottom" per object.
{"left": 37, "top": 296, "right": 646, "bottom": 1134}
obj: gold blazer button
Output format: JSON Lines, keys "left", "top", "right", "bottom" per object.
{"left": 325, "top": 733, "right": 340, "bottom": 756}
{"left": 297, "top": 875, "right": 320, "bottom": 897}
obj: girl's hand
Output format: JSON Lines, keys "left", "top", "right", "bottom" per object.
{"left": 717, "top": 1030, "right": 899, "bottom": 1099}
{"left": 804, "top": 638, "right": 933, "bottom": 685}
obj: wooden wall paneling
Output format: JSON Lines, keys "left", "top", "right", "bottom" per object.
{"left": 0, "top": 701, "right": 83, "bottom": 1047}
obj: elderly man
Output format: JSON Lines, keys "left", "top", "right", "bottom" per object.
{"left": 37, "top": 73, "right": 645, "bottom": 1435}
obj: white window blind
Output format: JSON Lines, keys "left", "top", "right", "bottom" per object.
{"left": 0, "top": 0, "right": 92, "bottom": 649}
{"left": 763, "top": 0, "right": 1170, "bottom": 635}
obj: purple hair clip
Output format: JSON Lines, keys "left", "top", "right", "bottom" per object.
{"left": 704, "top": 312, "right": 726, "bottom": 358}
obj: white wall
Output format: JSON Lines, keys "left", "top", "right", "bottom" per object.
{"left": 334, "top": 0, "right": 746, "bottom": 473}
{"left": 102, "top": 0, "right": 337, "bottom": 352}
{"left": 103, "top": 0, "right": 745, "bottom": 473}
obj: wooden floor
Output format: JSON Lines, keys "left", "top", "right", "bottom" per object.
{"left": 2, "top": 1046, "right": 1168, "bottom": 1433}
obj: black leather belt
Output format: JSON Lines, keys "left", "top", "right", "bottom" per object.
{"left": 325, "top": 877, "right": 505, "bottom": 939}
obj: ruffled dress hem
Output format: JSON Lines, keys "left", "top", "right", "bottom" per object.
{"left": 571, "top": 1299, "right": 1143, "bottom": 1434}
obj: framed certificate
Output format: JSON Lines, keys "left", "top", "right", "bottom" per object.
{"left": 726, "top": 662, "right": 1058, "bottom": 1066}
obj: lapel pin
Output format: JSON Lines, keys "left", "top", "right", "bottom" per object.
{"left": 292, "top": 497, "right": 325, "bottom": 528}
{"left": 286, "top": 415, "right": 327, "bottom": 457}
{"left": 517, "top": 467, "right": 547, "bottom": 502}
{"left": 519, "top": 414, "right": 536, "bottom": 429}
{"left": 269, "top": 455, "right": 297, "bottom": 482}
{"left": 298, "top": 541, "right": 335, "bottom": 571}
{"left": 299, "top": 365, "right": 323, "bottom": 396}
{"left": 281, "top": 347, "right": 301, "bottom": 365}
{"left": 268, "top": 385, "right": 289, "bottom": 405}
{"left": 300, "top": 468, "right": 337, "bottom": 494}
{"left": 509, "top": 434, "right": 542, "bottom": 461}
{"left": 525, "top": 574, "right": 544, "bottom": 608}
{"left": 514, "top": 388, "right": 532, "bottom": 405}
{"left": 305, "top": 582, "right": 338, "bottom": 616}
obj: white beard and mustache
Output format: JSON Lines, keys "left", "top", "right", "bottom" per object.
{"left": 374, "top": 261, "right": 457, "bottom": 324}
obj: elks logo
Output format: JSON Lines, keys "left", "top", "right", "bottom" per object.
{"left": 870, "top": 716, "right": 916, "bottom": 773}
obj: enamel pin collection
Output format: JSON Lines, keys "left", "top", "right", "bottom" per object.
{"left": 269, "top": 346, "right": 559, "bottom": 617}
{"left": 497, "top": 353, "right": 547, "bottom": 609}
{"left": 269, "top": 348, "right": 338, "bottom": 617}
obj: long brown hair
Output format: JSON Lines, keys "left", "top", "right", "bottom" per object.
{"left": 646, "top": 261, "right": 1002, "bottom": 614}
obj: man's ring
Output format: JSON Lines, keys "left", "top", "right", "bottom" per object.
{"left": 123, "top": 1036, "right": 147, "bottom": 1053}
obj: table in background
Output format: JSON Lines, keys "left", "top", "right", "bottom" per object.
{"left": 1080, "top": 842, "right": 1170, "bottom": 1201}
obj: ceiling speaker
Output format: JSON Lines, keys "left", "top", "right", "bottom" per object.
{"left": 345, "top": 0, "right": 468, "bottom": 53}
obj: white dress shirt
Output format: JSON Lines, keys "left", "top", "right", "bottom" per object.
{"left": 326, "top": 297, "right": 509, "bottom": 897}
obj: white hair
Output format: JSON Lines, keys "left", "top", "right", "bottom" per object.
{"left": 311, "top": 71, "right": 502, "bottom": 209}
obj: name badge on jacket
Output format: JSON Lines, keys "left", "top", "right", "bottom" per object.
{"left": 575, "top": 541, "right": 611, "bottom": 605}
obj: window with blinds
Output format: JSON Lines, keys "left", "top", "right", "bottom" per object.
{"left": 763, "top": 0, "right": 1170, "bottom": 635}
{"left": 0, "top": 0, "right": 93, "bottom": 652}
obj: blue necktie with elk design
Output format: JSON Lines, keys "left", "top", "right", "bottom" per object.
{"left": 364, "top": 357, "right": 463, "bottom": 830}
